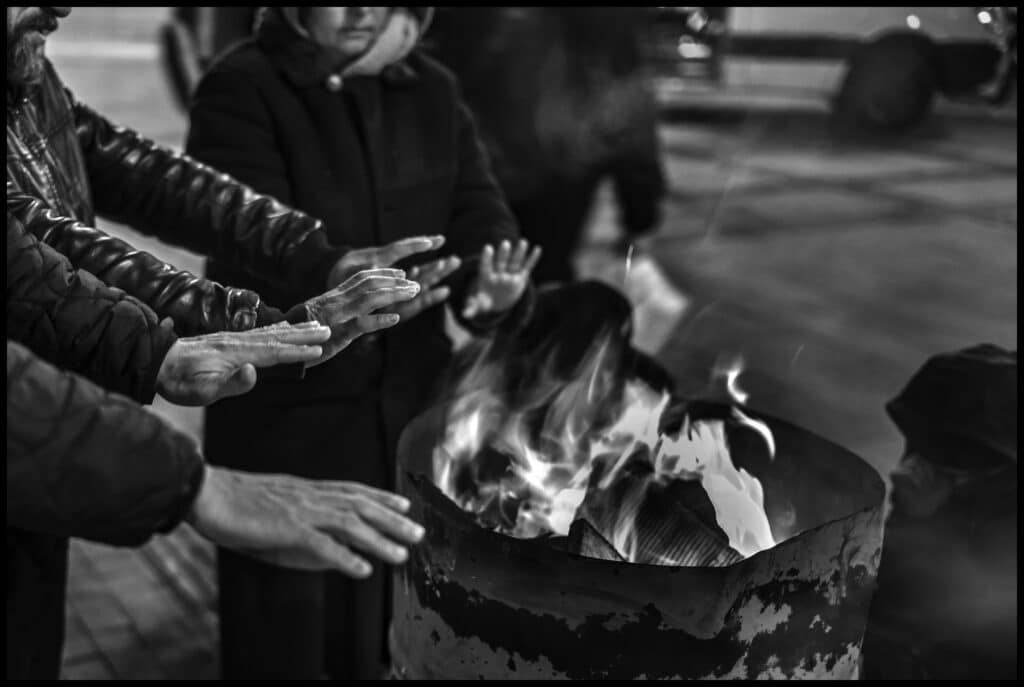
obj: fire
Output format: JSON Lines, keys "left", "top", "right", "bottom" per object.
{"left": 433, "top": 335, "right": 779, "bottom": 566}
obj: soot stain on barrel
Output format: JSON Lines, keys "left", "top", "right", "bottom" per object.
{"left": 412, "top": 562, "right": 749, "bottom": 679}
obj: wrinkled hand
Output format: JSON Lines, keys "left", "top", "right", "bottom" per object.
{"left": 327, "top": 235, "right": 446, "bottom": 288}
{"left": 304, "top": 268, "right": 421, "bottom": 366}
{"left": 186, "top": 466, "right": 425, "bottom": 577}
{"left": 390, "top": 255, "right": 463, "bottom": 322}
{"left": 156, "top": 322, "right": 330, "bottom": 406}
{"left": 462, "top": 239, "right": 541, "bottom": 320}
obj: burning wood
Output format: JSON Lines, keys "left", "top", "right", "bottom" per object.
{"left": 432, "top": 281, "right": 776, "bottom": 565}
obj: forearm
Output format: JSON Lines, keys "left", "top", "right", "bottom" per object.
{"left": 6, "top": 341, "right": 205, "bottom": 547}
{"left": 75, "top": 100, "right": 344, "bottom": 295}
{"left": 8, "top": 181, "right": 265, "bottom": 337}
{"left": 7, "top": 209, "right": 178, "bottom": 403}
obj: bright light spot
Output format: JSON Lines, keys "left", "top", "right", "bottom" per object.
{"left": 978, "top": 10, "right": 993, "bottom": 24}
{"left": 906, "top": 15, "right": 921, "bottom": 30}
{"left": 678, "top": 36, "right": 712, "bottom": 60}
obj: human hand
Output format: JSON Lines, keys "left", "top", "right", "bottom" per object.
{"left": 327, "top": 235, "right": 446, "bottom": 288}
{"left": 304, "top": 268, "right": 421, "bottom": 366}
{"left": 156, "top": 322, "right": 330, "bottom": 406}
{"left": 462, "top": 239, "right": 541, "bottom": 319}
{"left": 186, "top": 466, "right": 425, "bottom": 577}
{"left": 387, "top": 255, "right": 462, "bottom": 323}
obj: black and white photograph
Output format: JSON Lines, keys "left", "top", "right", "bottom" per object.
{"left": 6, "top": 5, "right": 1017, "bottom": 680}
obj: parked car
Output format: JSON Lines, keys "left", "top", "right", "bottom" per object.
{"left": 645, "top": 6, "right": 1017, "bottom": 129}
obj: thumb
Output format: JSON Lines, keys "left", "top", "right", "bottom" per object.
{"left": 217, "top": 364, "right": 258, "bottom": 400}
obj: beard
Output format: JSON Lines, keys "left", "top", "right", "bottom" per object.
{"left": 7, "top": 16, "right": 55, "bottom": 88}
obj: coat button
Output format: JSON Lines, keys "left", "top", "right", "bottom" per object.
{"left": 325, "top": 73, "right": 343, "bottom": 92}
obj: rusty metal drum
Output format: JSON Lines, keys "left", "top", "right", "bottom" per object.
{"left": 390, "top": 402, "right": 885, "bottom": 680}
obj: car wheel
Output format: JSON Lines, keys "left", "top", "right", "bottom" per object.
{"left": 835, "top": 34, "right": 937, "bottom": 131}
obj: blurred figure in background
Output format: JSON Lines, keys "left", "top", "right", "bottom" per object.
{"left": 160, "top": 7, "right": 258, "bottom": 110}
{"left": 428, "top": 7, "right": 667, "bottom": 284}
{"left": 863, "top": 344, "right": 1017, "bottom": 680}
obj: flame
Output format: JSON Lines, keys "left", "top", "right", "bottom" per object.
{"left": 657, "top": 419, "right": 775, "bottom": 558}
{"left": 433, "top": 335, "right": 779, "bottom": 565}
{"left": 714, "top": 354, "right": 749, "bottom": 406}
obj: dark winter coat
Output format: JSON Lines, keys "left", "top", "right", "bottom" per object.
{"left": 6, "top": 339, "right": 205, "bottom": 680}
{"left": 186, "top": 10, "right": 524, "bottom": 479}
{"left": 7, "top": 207, "right": 178, "bottom": 402}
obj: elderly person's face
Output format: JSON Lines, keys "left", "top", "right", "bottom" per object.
{"left": 6, "top": 7, "right": 70, "bottom": 87}
{"left": 304, "top": 7, "right": 391, "bottom": 60}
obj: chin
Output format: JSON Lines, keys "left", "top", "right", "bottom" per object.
{"left": 338, "top": 36, "right": 372, "bottom": 53}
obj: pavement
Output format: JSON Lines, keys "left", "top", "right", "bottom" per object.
{"left": 43, "top": 7, "right": 1017, "bottom": 680}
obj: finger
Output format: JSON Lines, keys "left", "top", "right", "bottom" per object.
{"left": 462, "top": 296, "right": 480, "bottom": 320}
{"left": 326, "top": 483, "right": 413, "bottom": 513}
{"left": 495, "top": 239, "right": 512, "bottom": 274}
{"left": 394, "top": 287, "right": 450, "bottom": 319}
{"left": 410, "top": 256, "right": 460, "bottom": 289}
{"left": 354, "top": 497, "right": 427, "bottom": 546}
{"left": 376, "top": 235, "right": 445, "bottom": 266}
{"left": 269, "top": 344, "right": 325, "bottom": 365}
{"left": 479, "top": 244, "right": 495, "bottom": 281}
{"left": 339, "top": 268, "right": 407, "bottom": 290}
{"left": 509, "top": 239, "right": 529, "bottom": 273}
{"left": 304, "top": 531, "right": 374, "bottom": 577}
{"left": 214, "top": 364, "right": 258, "bottom": 401}
{"left": 319, "top": 313, "right": 402, "bottom": 357}
{"left": 232, "top": 342, "right": 324, "bottom": 367}
{"left": 337, "top": 276, "right": 419, "bottom": 299}
{"left": 320, "top": 513, "right": 409, "bottom": 565}
{"left": 352, "top": 313, "right": 402, "bottom": 334}
{"left": 419, "top": 256, "right": 460, "bottom": 288}
{"left": 346, "top": 284, "right": 421, "bottom": 317}
{"left": 243, "top": 324, "right": 332, "bottom": 345}
{"left": 523, "top": 245, "right": 543, "bottom": 274}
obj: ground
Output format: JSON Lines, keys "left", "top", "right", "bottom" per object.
{"left": 42, "top": 8, "right": 1016, "bottom": 680}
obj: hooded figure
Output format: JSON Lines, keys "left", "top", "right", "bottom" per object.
{"left": 863, "top": 344, "right": 1017, "bottom": 680}
{"left": 186, "top": 6, "right": 536, "bottom": 680}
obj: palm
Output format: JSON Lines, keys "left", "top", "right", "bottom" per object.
{"left": 463, "top": 239, "right": 542, "bottom": 319}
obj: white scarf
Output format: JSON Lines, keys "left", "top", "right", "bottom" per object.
{"left": 280, "top": 7, "right": 422, "bottom": 77}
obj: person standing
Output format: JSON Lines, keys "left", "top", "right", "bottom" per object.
{"left": 186, "top": 7, "right": 540, "bottom": 679}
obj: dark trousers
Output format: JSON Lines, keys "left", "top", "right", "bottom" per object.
{"left": 217, "top": 547, "right": 391, "bottom": 680}
{"left": 206, "top": 394, "right": 394, "bottom": 680}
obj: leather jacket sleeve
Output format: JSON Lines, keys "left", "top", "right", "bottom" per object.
{"left": 7, "top": 179, "right": 299, "bottom": 337}
{"left": 6, "top": 339, "right": 205, "bottom": 547}
{"left": 71, "top": 98, "right": 347, "bottom": 296}
{"left": 7, "top": 205, "right": 177, "bottom": 404}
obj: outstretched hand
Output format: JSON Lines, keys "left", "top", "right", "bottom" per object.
{"left": 462, "top": 239, "right": 541, "bottom": 320}
{"left": 327, "top": 235, "right": 446, "bottom": 288}
{"left": 156, "top": 322, "right": 331, "bottom": 406}
{"left": 187, "top": 466, "right": 425, "bottom": 577}
{"left": 304, "top": 268, "right": 421, "bottom": 366}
